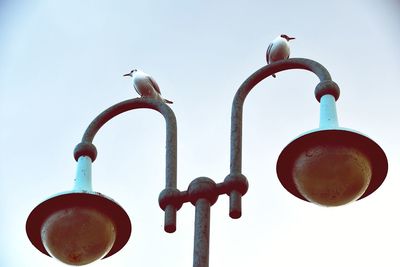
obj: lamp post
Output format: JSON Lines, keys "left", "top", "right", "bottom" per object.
{"left": 26, "top": 58, "right": 388, "bottom": 267}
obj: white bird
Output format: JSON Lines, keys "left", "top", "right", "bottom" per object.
{"left": 266, "top": 34, "right": 295, "bottom": 78}
{"left": 123, "top": 69, "right": 173, "bottom": 104}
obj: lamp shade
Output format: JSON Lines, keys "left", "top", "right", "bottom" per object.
{"left": 26, "top": 191, "right": 131, "bottom": 265}
{"left": 276, "top": 129, "right": 388, "bottom": 206}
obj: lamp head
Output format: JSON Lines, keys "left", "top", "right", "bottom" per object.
{"left": 277, "top": 129, "right": 387, "bottom": 206}
{"left": 26, "top": 192, "right": 131, "bottom": 265}
{"left": 41, "top": 207, "right": 116, "bottom": 265}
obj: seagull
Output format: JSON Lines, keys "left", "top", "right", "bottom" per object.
{"left": 123, "top": 69, "right": 173, "bottom": 104}
{"left": 266, "top": 34, "right": 295, "bottom": 78}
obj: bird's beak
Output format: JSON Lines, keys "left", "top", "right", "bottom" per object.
{"left": 123, "top": 73, "right": 132, "bottom": 77}
{"left": 288, "top": 37, "right": 295, "bottom": 40}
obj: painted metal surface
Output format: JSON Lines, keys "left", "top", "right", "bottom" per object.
{"left": 319, "top": 94, "right": 339, "bottom": 129}
{"left": 228, "top": 58, "right": 335, "bottom": 219}
{"left": 193, "top": 199, "right": 211, "bottom": 267}
{"left": 73, "top": 156, "right": 93, "bottom": 191}
{"left": 75, "top": 97, "right": 178, "bottom": 233}
{"left": 230, "top": 58, "right": 333, "bottom": 176}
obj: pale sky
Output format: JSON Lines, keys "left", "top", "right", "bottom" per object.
{"left": 1, "top": 1, "right": 400, "bottom": 266}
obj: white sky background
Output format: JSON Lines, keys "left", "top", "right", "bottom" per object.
{"left": 1, "top": 0, "right": 400, "bottom": 266}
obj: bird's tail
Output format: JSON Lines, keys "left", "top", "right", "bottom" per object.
{"left": 163, "top": 98, "right": 173, "bottom": 104}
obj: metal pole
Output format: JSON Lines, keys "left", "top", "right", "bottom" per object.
{"left": 193, "top": 199, "right": 211, "bottom": 267}
{"left": 319, "top": 94, "right": 339, "bottom": 129}
{"left": 73, "top": 156, "right": 93, "bottom": 191}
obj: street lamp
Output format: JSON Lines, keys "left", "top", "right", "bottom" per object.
{"left": 26, "top": 58, "right": 388, "bottom": 267}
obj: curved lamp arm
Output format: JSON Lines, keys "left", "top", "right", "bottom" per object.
{"left": 228, "top": 58, "right": 340, "bottom": 217}
{"left": 73, "top": 97, "right": 178, "bottom": 232}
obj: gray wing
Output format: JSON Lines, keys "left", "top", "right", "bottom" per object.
{"left": 148, "top": 75, "right": 161, "bottom": 95}
{"left": 266, "top": 42, "right": 273, "bottom": 64}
